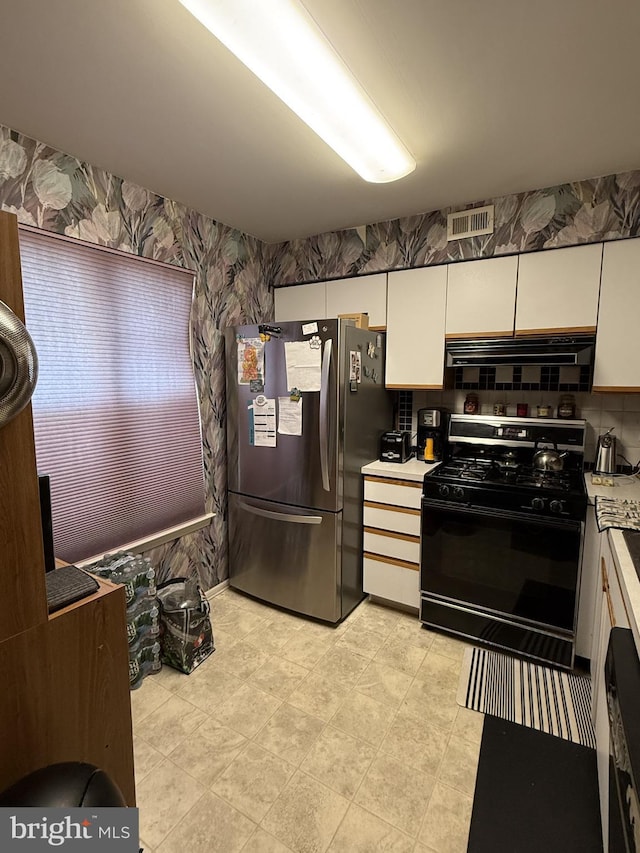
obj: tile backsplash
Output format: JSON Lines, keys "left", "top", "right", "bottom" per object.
{"left": 409, "top": 389, "right": 640, "bottom": 469}
{"left": 456, "top": 364, "right": 592, "bottom": 393}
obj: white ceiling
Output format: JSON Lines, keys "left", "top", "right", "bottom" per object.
{"left": 1, "top": 1, "right": 639, "bottom": 243}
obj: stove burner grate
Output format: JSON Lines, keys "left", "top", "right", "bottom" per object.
{"left": 436, "top": 456, "right": 579, "bottom": 493}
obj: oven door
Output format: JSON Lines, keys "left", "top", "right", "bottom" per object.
{"left": 421, "top": 499, "right": 582, "bottom": 633}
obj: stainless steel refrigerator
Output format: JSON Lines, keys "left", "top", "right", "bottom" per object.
{"left": 225, "top": 319, "right": 392, "bottom": 623}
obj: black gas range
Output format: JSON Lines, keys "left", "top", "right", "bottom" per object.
{"left": 424, "top": 452, "right": 588, "bottom": 520}
{"left": 420, "top": 414, "right": 588, "bottom": 670}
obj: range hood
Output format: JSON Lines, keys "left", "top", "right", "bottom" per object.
{"left": 445, "top": 335, "right": 596, "bottom": 367}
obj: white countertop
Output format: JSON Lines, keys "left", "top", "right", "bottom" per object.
{"left": 585, "top": 471, "right": 640, "bottom": 653}
{"left": 361, "top": 458, "right": 439, "bottom": 482}
{"left": 585, "top": 471, "right": 640, "bottom": 505}
{"left": 609, "top": 528, "right": 640, "bottom": 651}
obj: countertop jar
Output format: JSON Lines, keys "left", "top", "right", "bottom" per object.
{"left": 464, "top": 393, "right": 479, "bottom": 414}
{"left": 558, "top": 394, "right": 576, "bottom": 419}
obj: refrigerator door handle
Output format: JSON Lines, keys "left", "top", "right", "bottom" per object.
{"left": 238, "top": 500, "right": 323, "bottom": 525}
{"left": 319, "top": 337, "right": 332, "bottom": 491}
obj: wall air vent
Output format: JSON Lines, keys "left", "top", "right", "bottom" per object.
{"left": 447, "top": 205, "right": 494, "bottom": 241}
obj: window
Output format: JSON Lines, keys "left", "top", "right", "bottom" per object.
{"left": 19, "top": 227, "right": 206, "bottom": 563}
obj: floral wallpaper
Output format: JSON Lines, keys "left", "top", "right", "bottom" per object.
{"left": 270, "top": 171, "right": 640, "bottom": 284}
{"left": 1, "top": 121, "right": 639, "bottom": 590}
{"left": 0, "top": 125, "right": 270, "bottom": 590}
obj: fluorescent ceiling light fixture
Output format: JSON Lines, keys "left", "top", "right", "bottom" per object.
{"left": 178, "top": 0, "right": 416, "bottom": 183}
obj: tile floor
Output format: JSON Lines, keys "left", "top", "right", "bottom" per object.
{"left": 131, "top": 589, "right": 484, "bottom": 853}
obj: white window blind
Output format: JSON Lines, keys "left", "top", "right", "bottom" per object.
{"left": 19, "top": 227, "right": 205, "bottom": 563}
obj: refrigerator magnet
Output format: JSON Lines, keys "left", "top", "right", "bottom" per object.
{"left": 349, "top": 350, "right": 362, "bottom": 383}
{"left": 301, "top": 321, "right": 318, "bottom": 335}
{"left": 238, "top": 338, "right": 265, "bottom": 385}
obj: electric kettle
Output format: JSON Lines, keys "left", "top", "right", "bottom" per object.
{"left": 595, "top": 428, "right": 617, "bottom": 475}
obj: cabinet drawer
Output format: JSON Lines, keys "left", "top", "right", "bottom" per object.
{"left": 363, "top": 476, "right": 422, "bottom": 509}
{"left": 363, "top": 502, "right": 421, "bottom": 536}
{"left": 364, "top": 528, "right": 420, "bottom": 563}
{"left": 363, "top": 553, "right": 419, "bottom": 608}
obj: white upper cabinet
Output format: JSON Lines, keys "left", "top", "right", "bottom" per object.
{"left": 515, "top": 243, "right": 603, "bottom": 335}
{"left": 274, "top": 282, "right": 327, "bottom": 322}
{"left": 325, "top": 273, "right": 387, "bottom": 328}
{"left": 593, "top": 237, "right": 640, "bottom": 392}
{"left": 385, "top": 266, "right": 447, "bottom": 388}
{"left": 274, "top": 274, "right": 387, "bottom": 326}
{"left": 445, "top": 255, "right": 518, "bottom": 338}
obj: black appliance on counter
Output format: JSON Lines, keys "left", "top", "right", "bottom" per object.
{"left": 420, "top": 413, "right": 587, "bottom": 669}
{"left": 380, "top": 430, "right": 411, "bottom": 463}
{"left": 417, "top": 407, "right": 448, "bottom": 463}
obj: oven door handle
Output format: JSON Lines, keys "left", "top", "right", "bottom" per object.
{"left": 422, "top": 499, "right": 582, "bottom": 532}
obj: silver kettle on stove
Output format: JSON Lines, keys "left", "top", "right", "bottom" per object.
{"left": 595, "top": 428, "right": 617, "bottom": 475}
{"left": 532, "top": 439, "right": 568, "bottom": 472}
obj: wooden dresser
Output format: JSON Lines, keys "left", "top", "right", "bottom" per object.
{"left": 0, "top": 211, "right": 135, "bottom": 804}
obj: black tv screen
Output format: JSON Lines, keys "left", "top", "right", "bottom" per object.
{"left": 38, "top": 474, "right": 56, "bottom": 573}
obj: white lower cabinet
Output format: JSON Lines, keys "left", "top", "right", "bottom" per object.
{"left": 591, "top": 532, "right": 629, "bottom": 851}
{"left": 576, "top": 508, "right": 600, "bottom": 659}
{"left": 362, "top": 474, "right": 422, "bottom": 609}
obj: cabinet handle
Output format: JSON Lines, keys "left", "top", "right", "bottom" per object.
{"left": 319, "top": 338, "right": 332, "bottom": 492}
{"left": 602, "top": 556, "right": 616, "bottom": 626}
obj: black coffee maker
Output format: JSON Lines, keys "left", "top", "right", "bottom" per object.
{"left": 417, "top": 408, "right": 448, "bottom": 463}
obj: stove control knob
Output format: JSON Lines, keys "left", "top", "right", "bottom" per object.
{"left": 531, "top": 498, "right": 545, "bottom": 511}
{"left": 452, "top": 486, "right": 465, "bottom": 499}
{"left": 438, "top": 484, "right": 450, "bottom": 498}
{"left": 550, "top": 500, "right": 564, "bottom": 514}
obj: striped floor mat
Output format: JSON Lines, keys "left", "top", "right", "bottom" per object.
{"left": 457, "top": 646, "right": 595, "bottom": 748}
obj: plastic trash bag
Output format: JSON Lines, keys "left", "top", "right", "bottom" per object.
{"left": 156, "top": 575, "right": 214, "bottom": 674}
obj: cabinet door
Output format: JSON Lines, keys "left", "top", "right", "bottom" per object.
{"left": 274, "top": 282, "right": 327, "bottom": 322}
{"left": 592, "top": 533, "right": 630, "bottom": 713}
{"left": 363, "top": 554, "right": 419, "bottom": 608}
{"left": 325, "top": 274, "right": 387, "bottom": 328}
{"left": 593, "top": 237, "right": 640, "bottom": 392}
{"left": 446, "top": 256, "right": 518, "bottom": 338}
{"left": 593, "top": 589, "right": 610, "bottom": 849}
{"left": 576, "top": 507, "right": 600, "bottom": 660}
{"left": 363, "top": 476, "right": 423, "bottom": 509}
{"left": 515, "top": 243, "right": 603, "bottom": 335}
{"left": 592, "top": 533, "right": 629, "bottom": 851}
{"left": 385, "top": 266, "right": 447, "bottom": 388}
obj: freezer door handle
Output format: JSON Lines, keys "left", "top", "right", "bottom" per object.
{"left": 238, "top": 500, "right": 323, "bottom": 525}
{"left": 319, "top": 337, "right": 332, "bottom": 491}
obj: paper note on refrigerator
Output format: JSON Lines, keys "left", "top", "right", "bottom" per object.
{"left": 278, "top": 396, "right": 302, "bottom": 435}
{"left": 284, "top": 341, "right": 321, "bottom": 391}
{"left": 250, "top": 395, "right": 276, "bottom": 446}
